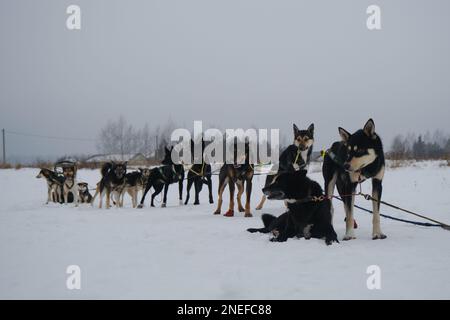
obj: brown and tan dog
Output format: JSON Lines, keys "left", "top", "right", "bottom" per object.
{"left": 213, "top": 142, "right": 254, "bottom": 217}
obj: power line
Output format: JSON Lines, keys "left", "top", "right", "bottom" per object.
{"left": 5, "top": 130, "right": 98, "bottom": 142}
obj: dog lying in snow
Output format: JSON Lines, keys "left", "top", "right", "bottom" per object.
{"left": 248, "top": 170, "right": 338, "bottom": 245}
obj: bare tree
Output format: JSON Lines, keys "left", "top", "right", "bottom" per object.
{"left": 97, "top": 115, "right": 137, "bottom": 157}
{"left": 390, "top": 134, "right": 407, "bottom": 160}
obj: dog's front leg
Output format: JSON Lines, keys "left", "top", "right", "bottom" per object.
{"left": 162, "top": 184, "right": 169, "bottom": 207}
{"left": 178, "top": 179, "right": 183, "bottom": 205}
{"left": 46, "top": 187, "right": 51, "bottom": 204}
{"left": 224, "top": 180, "right": 235, "bottom": 217}
{"left": 63, "top": 187, "right": 68, "bottom": 205}
{"left": 271, "top": 214, "right": 291, "bottom": 242}
{"left": 184, "top": 177, "right": 193, "bottom": 205}
{"left": 244, "top": 179, "right": 252, "bottom": 217}
{"left": 106, "top": 189, "right": 111, "bottom": 209}
{"left": 343, "top": 184, "right": 357, "bottom": 240}
{"left": 73, "top": 189, "right": 78, "bottom": 207}
{"left": 236, "top": 180, "right": 245, "bottom": 212}
{"left": 193, "top": 179, "right": 201, "bottom": 205}
{"left": 343, "top": 194, "right": 356, "bottom": 240}
{"left": 371, "top": 178, "right": 386, "bottom": 240}
{"left": 213, "top": 177, "right": 227, "bottom": 215}
{"left": 206, "top": 175, "right": 213, "bottom": 204}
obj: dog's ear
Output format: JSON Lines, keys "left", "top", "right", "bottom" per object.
{"left": 165, "top": 146, "right": 170, "bottom": 154}
{"left": 338, "top": 127, "right": 351, "bottom": 142}
{"left": 307, "top": 123, "right": 314, "bottom": 136}
{"left": 138, "top": 167, "right": 143, "bottom": 172}
{"left": 293, "top": 124, "right": 300, "bottom": 136}
{"left": 363, "top": 119, "right": 376, "bottom": 138}
{"left": 123, "top": 161, "right": 128, "bottom": 167}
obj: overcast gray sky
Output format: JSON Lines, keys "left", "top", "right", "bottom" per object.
{"left": 1, "top": 0, "right": 449, "bottom": 162}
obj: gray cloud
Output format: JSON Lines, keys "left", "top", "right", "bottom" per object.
{"left": 1, "top": 0, "right": 449, "bottom": 161}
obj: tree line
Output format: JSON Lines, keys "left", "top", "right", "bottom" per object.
{"left": 389, "top": 130, "right": 450, "bottom": 160}
{"left": 97, "top": 116, "right": 450, "bottom": 161}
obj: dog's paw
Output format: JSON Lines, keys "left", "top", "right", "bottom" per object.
{"left": 238, "top": 207, "right": 245, "bottom": 213}
{"left": 244, "top": 213, "right": 253, "bottom": 218}
{"left": 372, "top": 233, "right": 387, "bottom": 240}
{"left": 213, "top": 210, "right": 220, "bottom": 215}
{"left": 270, "top": 236, "right": 287, "bottom": 242}
{"left": 342, "top": 235, "right": 356, "bottom": 241}
{"left": 137, "top": 204, "right": 144, "bottom": 209}
{"left": 255, "top": 205, "right": 262, "bottom": 210}
{"left": 247, "top": 228, "right": 258, "bottom": 233}
{"left": 161, "top": 203, "right": 166, "bottom": 208}
{"left": 209, "top": 199, "right": 214, "bottom": 204}
{"left": 326, "top": 237, "right": 339, "bottom": 245}
{"left": 194, "top": 201, "right": 200, "bottom": 205}
{"left": 223, "top": 210, "right": 234, "bottom": 217}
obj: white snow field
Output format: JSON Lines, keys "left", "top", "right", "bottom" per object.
{"left": 0, "top": 162, "right": 449, "bottom": 299}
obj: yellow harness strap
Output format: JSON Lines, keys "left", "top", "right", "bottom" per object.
{"left": 189, "top": 162, "right": 206, "bottom": 177}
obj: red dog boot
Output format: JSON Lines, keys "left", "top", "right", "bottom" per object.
{"left": 224, "top": 210, "right": 234, "bottom": 217}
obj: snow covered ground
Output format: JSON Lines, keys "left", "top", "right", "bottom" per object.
{"left": 0, "top": 162, "right": 449, "bottom": 299}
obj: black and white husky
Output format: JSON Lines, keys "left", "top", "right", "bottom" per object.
{"left": 322, "top": 119, "right": 386, "bottom": 240}
{"left": 36, "top": 168, "right": 64, "bottom": 204}
{"left": 118, "top": 168, "right": 151, "bottom": 208}
{"left": 255, "top": 123, "right": 314, "bottom": 210}
{"left": 91, "top": 161, "right": 127, "bottom": 209}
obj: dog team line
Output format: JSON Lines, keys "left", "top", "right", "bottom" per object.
{"left": 37, "top": 119, "right": 387, "bottom": 243}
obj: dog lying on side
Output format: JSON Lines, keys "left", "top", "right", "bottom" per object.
{"left": 248, "top": 170, "right": 338, "bottom": 245}
{"left": 36, "top": 168, "right": 65, "bottom": 204}
{"left": 91, "top": 161, "right": 127, "bottom": 209}
{"left": 255, "top": 123, "right": 314, "bottom": 210}
{"left": 323, "top": 119, "right": 386, "bottom": 240}
{"left": 77, "top": 182, "right": 93, "bottom": 203}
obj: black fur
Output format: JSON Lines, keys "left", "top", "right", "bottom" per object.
{"left": 95, "top": 161, "right": 127, "bottom": 208}
{"left": 138, "top": 146, "right": 185, "bottom": 208}
{"left": 256, "top": 123, "right": 314, "bottom": 210}
{"left": 185, "top": 139, "right": 213, "bottom": 205}
{"left": 249, "top": 170, "right": 338, "bottom": 245}
{"left": 323, "top": 119, "right": 386, "bottom": 240}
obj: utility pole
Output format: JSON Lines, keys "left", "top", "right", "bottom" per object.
{"left": 2, "top": 129, "right": 5, "bottom": 164}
